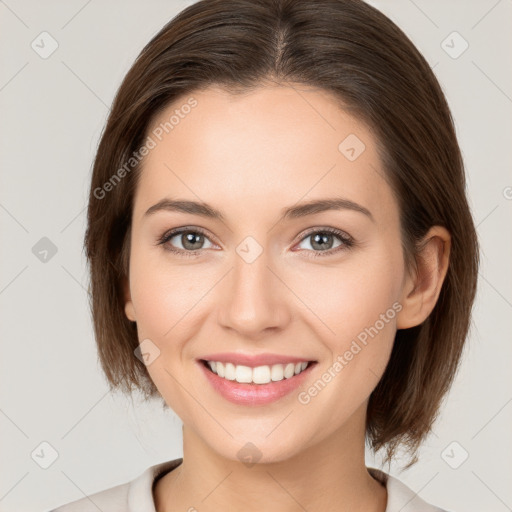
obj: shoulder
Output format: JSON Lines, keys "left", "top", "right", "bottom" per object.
{"left": 48, "top": 458, "right": 183, "bottom": 512}
{"left": 367, "top": 467, "right": 452, "bottom": 512}
{"left": 49, "top": 480, "right": 129, "bottom": 512}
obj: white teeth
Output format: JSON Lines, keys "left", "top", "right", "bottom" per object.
{"left": 205, "top": 360, "right": 311, "bottom": 384}
{"left": 284, "top": 363, "right": 295, "bottom": 379}
{"left": 225, "top": 362, "right": 236, "bottom": 380}
{"left": 271, "top": 364, "right": 284, "bottom": 381}
{"left": 253, "top": 365, "right": 271, "bottom": 384}
{"left": 235, "top": 365, "right": 252, "bottom": 383}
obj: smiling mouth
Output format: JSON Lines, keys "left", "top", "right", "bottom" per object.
{"left": 200, "top": 359, "right": 317, "bottom": 385}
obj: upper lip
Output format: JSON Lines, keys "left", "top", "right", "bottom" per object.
{"left": 199, "top": 352, "right": 316, "bottom": 367}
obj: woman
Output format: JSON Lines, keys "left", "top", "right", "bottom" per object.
{"left": 51, "top": 0, "right": 479, "bottom": 510}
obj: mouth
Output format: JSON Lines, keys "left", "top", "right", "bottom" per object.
{"left": 197, "top": 356, "right": 318, "bottom": 406}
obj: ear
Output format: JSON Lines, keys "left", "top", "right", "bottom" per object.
{"left": 396, "top": 226, "right": 451, "bottom": 329}
{"left": 122, "top": 276, "right": 137, "bottom": 322}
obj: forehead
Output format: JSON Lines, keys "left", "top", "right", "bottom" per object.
{"left": 134, "top": 84, "right": 397, "bottom": 226}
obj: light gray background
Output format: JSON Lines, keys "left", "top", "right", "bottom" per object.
{"left": 0, "top": 1, "right": 511, "bottom": 511}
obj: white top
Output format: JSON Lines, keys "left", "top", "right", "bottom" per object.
{"left": 49, "top": 458, "right": 449, "bottom": 512}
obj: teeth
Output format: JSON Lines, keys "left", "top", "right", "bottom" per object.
{"left": 225, "top": 362, "right": 236, "bottom": 381}
{"left": 235, "top": 365, "right": 252, "bottom": 383}
{"left": 205, "top": 360, "right": 311, "bottom": 384}
{"left": 271, "top": 364, "right": 284, "bottom": 381}
{"left": 284, "top": 363, "right": 295, "bottom": 378}
{"left": 253, "top": 365, "right": 271, "bottom": 384}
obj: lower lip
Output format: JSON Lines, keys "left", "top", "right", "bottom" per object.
{"left": 198, "top": 361, "right": 315, "bottom": 406}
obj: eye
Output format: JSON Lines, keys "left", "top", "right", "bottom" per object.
{"left": 294, "top": 228, "right": 354, "bottom": 258}
{"left": 157, "top": 227, "right": 216, "bottom": 257}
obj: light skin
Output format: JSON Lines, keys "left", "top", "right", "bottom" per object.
{"left": 123, "top": 83, "right": 450, "bottom": 512}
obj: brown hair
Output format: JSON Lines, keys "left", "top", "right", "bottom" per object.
{"left": 84, "top": 0, "right": 479, "bottom": 467}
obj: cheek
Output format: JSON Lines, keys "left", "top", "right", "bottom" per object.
{"left": 128, "top": 244, "right": 202, "bottom": 336}
{"left": 128, "top": 248, "right": 201, "bottom": 411}
{"left": 290, "top": 245, "right": 404, "bottom": 338}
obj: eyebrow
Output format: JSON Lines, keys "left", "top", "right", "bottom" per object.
{"left": 144, "top": 197, "right": 374, "bottom": 223}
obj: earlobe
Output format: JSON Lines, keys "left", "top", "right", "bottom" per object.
{"left": 122, "top": 277, "right": 137, "bottom": 322}
{"left": 396, "top": 226, "right": 451, "bottom": 329}
{"left": 125, "top": 301, "right": 136, "bottom": 322}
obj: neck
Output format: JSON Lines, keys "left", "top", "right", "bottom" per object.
{"left": 154, "top": 407, "right": 387, "bottom": 512}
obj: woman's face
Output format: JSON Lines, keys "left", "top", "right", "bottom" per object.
{"left": 124, "top": 84, "right": 409, "bottom": 463}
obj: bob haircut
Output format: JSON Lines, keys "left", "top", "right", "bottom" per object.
{"left": 84, "top": 0, "right": 479, "bottom": 467}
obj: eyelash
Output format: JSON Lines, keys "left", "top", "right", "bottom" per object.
{"left": 156, "top": 226, "right": 355, "bottom": 259}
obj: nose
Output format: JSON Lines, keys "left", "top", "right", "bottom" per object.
{"left": 217, "top": 247, "right": 291, "bottom": 339}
